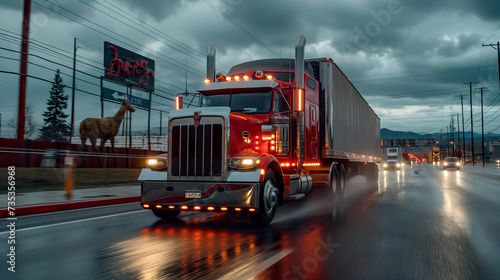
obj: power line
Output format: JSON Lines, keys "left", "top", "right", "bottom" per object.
{"left": 32, "top": 0, "right": 206, "bottom": 78}
{"left": 202, "top": 0, "right": 279, "bottom": 57}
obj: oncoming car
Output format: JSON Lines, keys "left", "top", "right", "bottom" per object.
{"left": 443, "top": 157, "right": 460, "bottom": 170}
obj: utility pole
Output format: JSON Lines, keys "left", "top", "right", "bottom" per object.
{"left": 482, "top": 42, "right": 500, "bottom": 89}
{"left": 456, "top": 113, "right": 460, "bottom": 158}
{"left": 450, "top": 115, "right": 455, "bottom": 155}
{"left": 460, "top": 95, "right": 466, "bottom": 163}
{"left": 17, "top": 0, "right": 31, "bottom": 140}
{"left": 70, "top": 37, "right": 78, "bottom": 142}
{"left": 480, "top": 87, "right": 486, "bottom": 166}
{"left": 464, "top": 82, "right": 478, "bottom": 165}
{"left": 446, "top": 124, "right": 451, "bottom": 157}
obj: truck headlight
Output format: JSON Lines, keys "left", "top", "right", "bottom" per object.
{"left": 230, "top": 157, "right": 261, "bottom": 169}
{"left": 146, "top": 157, "right": 167, "bottom": 170}
{"left": 396, "top": 163, "right": 400, "bottom": 167}
{"left": 383, "top": 163, "right": 387, "bottom": 167}
{"left": 443, "top": 162, "right": 448, "bottom": 166}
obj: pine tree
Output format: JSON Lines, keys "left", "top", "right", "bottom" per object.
{"left": 39, "top": 69, "right": 70, "bottom": 142}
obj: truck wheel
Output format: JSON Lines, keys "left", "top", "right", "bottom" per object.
{"left": 152, "top": 209, "right": 181, "bottom": 220}
{"left": 251, "top": 169, "right": 279, "bottom": 226}
{"left": 336, "top": 164, "right": 346, "bottom": 198}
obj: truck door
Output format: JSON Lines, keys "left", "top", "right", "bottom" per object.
{"left": 305, "top": 76, "right": 319, "bottom": 160}
{"left": 273, "top": 91, "right": 290, "bottom": 155}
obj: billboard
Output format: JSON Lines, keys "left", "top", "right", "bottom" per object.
{"left": 104, "top": 41, "right": 155, "bottom": 92}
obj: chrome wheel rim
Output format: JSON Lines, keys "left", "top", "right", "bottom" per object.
{"left": 263, "top": 179, "right": 278, "bottom": 215}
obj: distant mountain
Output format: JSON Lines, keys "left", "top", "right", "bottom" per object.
{"left": 381, "top": 128, "right": 500, "bottom": 140}
{"left": 381, "top": 128, "right": 438, "bottom": 139}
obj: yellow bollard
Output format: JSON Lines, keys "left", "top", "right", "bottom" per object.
{"left": 64, "top": 155, "right": 74, "bottom": 199}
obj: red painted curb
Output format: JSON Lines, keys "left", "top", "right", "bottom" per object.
{"left": 0, "top": 196, "right": 141, "bottom": 218}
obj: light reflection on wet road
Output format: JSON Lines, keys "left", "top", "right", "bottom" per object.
{"left": 2, "top": 164, "right": 500, "bottom": 279}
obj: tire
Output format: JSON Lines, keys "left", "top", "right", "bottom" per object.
{"left": 329, "top": 164, "right": 338, "bottom": 199}
{"left": 365, "top": 163, "right": 379, "bottom": 187}
{"left": 251, "top": 169, "right": 279, "bottom": 226}
{"left": 152, "top": 209, "right": 181, "bottom": 220}
{"left": 336, "top": 164, "right": 346, "bottom": 198}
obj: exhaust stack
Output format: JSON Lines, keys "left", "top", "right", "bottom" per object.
{"left": 294, "top": 35, "right": 306, "bottom": 167}
{"left": 295, "top": 35, "right": 305, "bottom": 89}
{"left": 207, "top": 45, "right": 216, "bottom": 82}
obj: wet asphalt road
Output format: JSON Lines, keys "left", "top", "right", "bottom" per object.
{"left": 1, "top": 163, "right": 500, "bottom": 279}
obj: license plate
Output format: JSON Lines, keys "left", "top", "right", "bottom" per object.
{"left": 185, "top": 190, "right": 202, "bottom": 199}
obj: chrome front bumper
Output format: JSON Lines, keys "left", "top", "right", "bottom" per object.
{"left": 141, "top": 181, "right": 260, "bottom": 209}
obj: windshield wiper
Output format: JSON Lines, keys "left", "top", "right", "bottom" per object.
{"left": 231, "top": 109, "right": 253, "bottom": 113}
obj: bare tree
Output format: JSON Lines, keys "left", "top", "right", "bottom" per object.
{"left": 7, "top": 105, "right": 38, "bottom": 139}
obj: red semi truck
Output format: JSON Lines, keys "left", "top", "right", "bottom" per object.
{"left": 139, "top": 36, "right": 381, "bottom": 225}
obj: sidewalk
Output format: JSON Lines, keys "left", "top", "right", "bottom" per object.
{"left": 0, "top": 184, "right": 141, "bottom": 218}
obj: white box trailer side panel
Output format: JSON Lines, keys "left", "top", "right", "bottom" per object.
{"left": 313, "top": 59, "right": 381, "bottom": 161}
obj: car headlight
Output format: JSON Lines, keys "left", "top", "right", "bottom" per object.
{"left": 396, "top": 163, "right": 400, "bottom": 167}
{"left": 230, "top": 157, "right": 261, "bottom": 169}
{"left": 146, "top": 157, "right": 167, "bottom": 170}
{"left": 443, "top": 162, "right": 448, "bottom": 166}
{"left": 456, "top": 162, "right": 460, "bottom": 166}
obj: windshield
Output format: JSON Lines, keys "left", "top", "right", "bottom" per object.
{"left": 445, "top": 157, "right": 459, "bottom": 162}
{"left": 201, "top": 90, "right": 273, "bottom": 114}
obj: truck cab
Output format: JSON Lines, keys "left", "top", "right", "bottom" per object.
{"left": 139, "top": 36, "right": 381, "bottom": 225}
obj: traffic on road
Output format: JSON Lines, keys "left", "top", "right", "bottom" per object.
{"left": 2, "top": 164, "right": 499, "bottom": 279}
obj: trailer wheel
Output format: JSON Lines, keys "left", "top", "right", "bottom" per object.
{"left": 152, "top": 209, "right": 181, "bottom": 220}
{"left": 329, "top": 164, "right": 339, "bottom": 199}
{"left": 251, "top": 169, "right": 278, "bottom": 226}
{"left": 336, "top": 164, "right": 346, "bottom": 198}
{"left": 366, "top": 163, "right": 379, "bottom": 184}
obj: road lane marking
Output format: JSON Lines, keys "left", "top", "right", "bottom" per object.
{"left": 218, "top": 247, "right": 295, "bottom": 280}
{"left": 0, "top": 209, "right": 148, "bottom": 234}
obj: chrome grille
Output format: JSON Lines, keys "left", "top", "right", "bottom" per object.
{"left": 169, "top": 116, "right": 227, "bottom": 181}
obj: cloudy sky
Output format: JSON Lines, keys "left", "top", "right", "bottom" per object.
{"left": 1, "top": 0, "right": 500, "bottom": 139}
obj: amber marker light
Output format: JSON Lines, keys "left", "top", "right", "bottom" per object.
{"left": 221, "top": 207, "right": 228, "bottom": 211}
{"left": 175, "top": 96, "right": 182, "bottom": 110}
{"left": 204, "top": 79, "right": 211, "bottom": 84}
{"left": 243, "top": 75, "right": 249, "bottom": 80}
{"left": 207, "top": 206, "right": 215, "bottom": 211}
{"left": 225, "top": 76, "right": 232, "bottom": 81}
{"left": 297, "top": 88, "right": 304, "bottom": 112}
{"left": 143, "top": 204, "right": 150, "bottom": 208}
{"left": 181, "top": 206, "right": 188, "bottom": 210}
{"left": 168, "top": 205, "right": 175, "bottom": 209}
{"left": 266, "top": 75, "right": 273, "bottom": 80}
{"left": 235, "top": 208, "right": 242, "bottom": 211}
{"left": 194, "top": 206, "right": 201, "bottom": 210}
{"left": 234, "top": 75, "right": 241, "bottom": 81}
{"left": 155, "top": 205, "right": 162, "bottom": 209}
{"left": 249, "top": 208, "right": 256, "bottom": 212}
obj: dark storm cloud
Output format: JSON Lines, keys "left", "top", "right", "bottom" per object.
{"left": 119, "top": 0, "right": 195, "bottom": 22}
{"left": 1, "top": 0, "right": 499, "bottom": 134}
{"left": 0, "top": 0, "right": 96, "bottom": 22}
